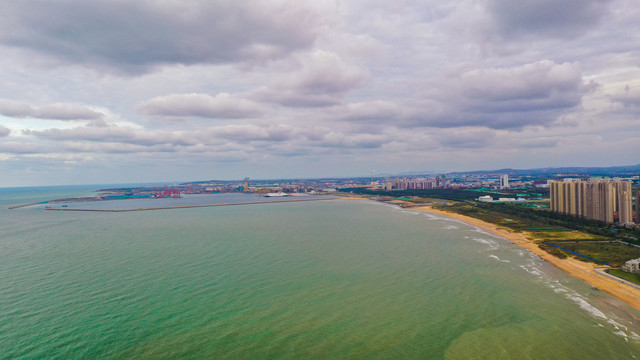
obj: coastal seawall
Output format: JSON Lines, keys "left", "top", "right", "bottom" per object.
{"left": 43, "top": 197, "right": 334, "bottom": 212}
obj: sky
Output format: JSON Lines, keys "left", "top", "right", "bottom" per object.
{"left": 0, "top": 0, "right": 639, "bottom": 187}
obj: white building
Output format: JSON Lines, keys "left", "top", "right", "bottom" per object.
{"left": 623, "top": 258, "right": 640, "bottom": 273}
{"left": 500, "top": 174, "right": 510, "bottom": 189}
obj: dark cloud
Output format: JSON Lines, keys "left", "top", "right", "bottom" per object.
{"left": 487, "top": 0, "right": 611, "bottom": 39}
{"left": 0, "top": 0, "right": 322, "bottom": 74}
{"left": 138, "top": 93, "right": 264, "bottom": 119}
{"left": 0, "top": 100, "right": 104, "bottom": 120}
{"left": 0, "top": 125, "right": 10, "bottom": 137}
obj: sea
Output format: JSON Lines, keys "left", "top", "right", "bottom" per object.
{"left": 1, "top": 185, "right": 640, "bottom": 359}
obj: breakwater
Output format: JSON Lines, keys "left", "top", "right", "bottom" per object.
{"left": 44, "top": 197, "right": 333, "bottom": 212}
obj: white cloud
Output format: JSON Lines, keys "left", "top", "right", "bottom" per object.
{"left": 0, "top": 100, "right": 104, "bottom": 120}
{"left": 138, "top": 93, "right": 264, "bottom": 119}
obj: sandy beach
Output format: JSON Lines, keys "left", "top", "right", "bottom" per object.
{"left": 411, "top": 205, "right": 640, "bottom": 312}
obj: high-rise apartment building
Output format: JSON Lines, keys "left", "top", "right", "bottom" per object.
{"left": 549, "top": 179, "right": 633, "bottom": 224}
{"left": 636, "top": 191, "right": 640, "bottom": 224}
{"left": 500, "top": 174, "right": 509, "bottom": 189}
{"left": 616, "top": 181, "right": 633, "bottom": 224}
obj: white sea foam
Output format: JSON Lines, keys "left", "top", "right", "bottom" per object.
{"left": 614, "top": 331, "right": 628, "bottom": 340}
{"left": 519, "top": 264, "right": 542, "bottom": 276}
{"left": 488, "top": 255, "right": 510, "bottom": 263}
{"left": 570, "top": 296, "right": 607, "bottom": 319}
{"left": 542, "top": 278, "right": 638, "bottom": 342}
{"left": 471, "top": 237, "right": 499, "bottom": 250}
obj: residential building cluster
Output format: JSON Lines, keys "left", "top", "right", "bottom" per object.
{"left": 550, "top": 178, "right": 635, "bottom": 224}
{"left": 371, "top": 176, "right": 448, "bottom": 190}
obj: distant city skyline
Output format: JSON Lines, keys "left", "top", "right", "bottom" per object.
{"left": 1, "top": 1, "right": 640, "bottom": 187}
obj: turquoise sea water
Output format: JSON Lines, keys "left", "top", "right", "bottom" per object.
{"left": 1, "top": 187, "right": 640, "bottom": 359}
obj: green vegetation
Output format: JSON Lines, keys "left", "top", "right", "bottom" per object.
{"left": 538, "top": 242, "right": 568, "bottom": 259}
{"left": 544, "top": 241, "right": 640, "bottom": 267}
{"left": 608, "top": 269, "right": 640, "bottom": 286}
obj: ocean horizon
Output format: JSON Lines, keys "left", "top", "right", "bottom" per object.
{"left": 2, "top": 185, "right": 639, "bottom": 359}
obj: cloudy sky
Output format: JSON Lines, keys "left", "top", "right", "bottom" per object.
{"left": 1, "top": 0, "right": 639, "bottom": 186}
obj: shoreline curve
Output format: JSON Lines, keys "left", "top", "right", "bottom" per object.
{"left": 411, "top": 204, "right": 640, "bottom": 313}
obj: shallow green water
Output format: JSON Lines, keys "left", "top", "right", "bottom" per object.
{"left": 1, "top": 189, "right": 639, "bottom": 359}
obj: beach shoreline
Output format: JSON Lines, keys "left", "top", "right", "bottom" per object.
{"left": 409, "top": 204, "right": 640, "bottom": 313}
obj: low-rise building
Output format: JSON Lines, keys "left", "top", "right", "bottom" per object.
{"left": 622, "top": 258, "right": 640, "bottom": 273}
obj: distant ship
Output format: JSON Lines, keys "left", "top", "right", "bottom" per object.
{"left": 264, "top": 192, "right": 289, "bottom": 197}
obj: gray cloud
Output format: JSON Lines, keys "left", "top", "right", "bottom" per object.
{"left": 248, "top": 51, "right": 368, "bottom": 107}
{"left": 0, "top": 0, "right": 322, "bottom": 74}
{"left": 249, "top": 90, "right": 340, "bottom": 108}
{"left": 208, "top": 124, "right": 298, "bottom": 142}
{"left": 459, "top": 61, "right": 582, "bottom": 105}
{"left": 285, "top": 51, "right": 368, "bottom": 95}
{"left": 437, "top": 128, "right": 497, "bottom": 149}
{"left": 0, "top": 101, "right": 32, "bottom": 118}
{"left": 28, "top": 125, "right": 197, "bottom": 147}
{"left": 35, "top": 104, "right": 105, "bottom": 120}
{"left": 138, "top": 93, "right": 264, "bottom": 119}
{"left": 487, "top": 0, "right": 612, "bottom": 39}
{"left": 0, "top": 100, "right": 104, "bottom": 120}
{"left": 318, "top": 132, "right": 391, "bottom": 149}
{"left": 1, "top": 0, "right": 639, "bottom": 186}
{"left": 0, "top": 141, "right": 46, "bottom": 154}
{"left": 517, "top": 137, "right": 562, "bottom": 148}
{"left": 426, "top": 60, "right": 584, "bottom": 129}
{"left": 338, "top": 101, "right": 403, "bottom": 122}
{"left": 611, "top": 86, "right": 640, "bottom": 108}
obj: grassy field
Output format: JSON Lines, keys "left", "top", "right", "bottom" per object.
{"left": 608, "top": 269, "right": 640, "bottom": 285}
{"left": 543, "top": 241, "right": 640, "bottom": 267}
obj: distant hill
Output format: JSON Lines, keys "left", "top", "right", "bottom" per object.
{"left": 447, "top": 163, "right": 640, "bottom": 177}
